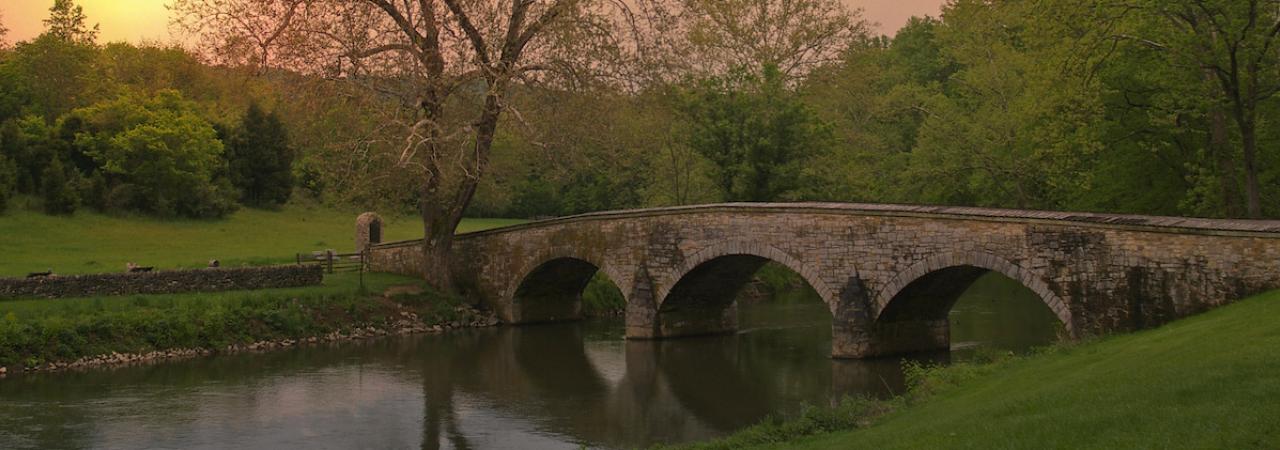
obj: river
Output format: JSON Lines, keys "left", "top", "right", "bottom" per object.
{"left": 0, "top": 273, "right": 1060, "bottom": 449}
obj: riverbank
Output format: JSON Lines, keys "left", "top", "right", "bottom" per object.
{"left": 0, "top": 272, "right": 498, "bottom": 374}
{"left": 678, "top": 289, "right": 1280, "bottom": 449}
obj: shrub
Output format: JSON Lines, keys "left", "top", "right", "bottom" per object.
{"left": 70, "top": 90, "right": 238, "bottom": 218}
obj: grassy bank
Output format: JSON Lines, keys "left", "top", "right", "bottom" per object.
{"left": 0, "top": 272, "right": 477, "bottom": 369}
{"left": 680, "top": 290, "right": 1280, "bottom": 449}
{"left": 0, "top": 203, "right": 524, "bottom": 277}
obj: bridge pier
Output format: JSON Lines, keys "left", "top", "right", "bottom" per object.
{"left": 624, "top": 265, "right": 742, "bottom": 339}
{"left": 625, "top": 298, "right": 740, "bottom": 339}
{"left": 830, "top": 319, "right": 950, "bottom": 359}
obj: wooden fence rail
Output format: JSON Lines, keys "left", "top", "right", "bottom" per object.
{"left": 295, "top": 250, "right": 369, "bottom": 274}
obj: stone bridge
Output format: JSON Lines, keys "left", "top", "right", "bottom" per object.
{"left": 367, "top": 203, "right": 1280, "bottom": 358}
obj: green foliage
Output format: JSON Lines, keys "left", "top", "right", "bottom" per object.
{"left": 677, "top": 65, "right": 833, "bottom": 202}
{"left": 0, "top": 152, "right": 14, "bottom": 213}
{"left": 226, "top": 102, "right": 294, "bottom": 208}
{"left": 581, "top": 272, "right": 626, "bottom": 316}
{"left": 2, "top": 116, "right": 57, "bottom": 194}
{"left": 71, "top": 90, "right": 238, "bottom": 218}
{"left": 0, "top": 272, "right": 447, "bottom": 369}
{"left": 2, "top": 0, "right": 1278, "bottom": 224}
{"left": 7, "top": 34, "right": 100, "bottom": 120}
{"left": 664, "top": 397, "right": 889, "bottom": 450}
{"left": 43, "top": 0, "right": 99, "bottom": 45}
{"left": 40, "top": 157, "right": 79, "bottom": 214}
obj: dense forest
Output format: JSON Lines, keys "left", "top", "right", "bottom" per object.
{"left": 0, "top": 0, "right": 1277, "bottom": 222}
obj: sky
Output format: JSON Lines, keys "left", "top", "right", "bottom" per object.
{"left": 2, "top": 0, "right": 946, "bottom": 45}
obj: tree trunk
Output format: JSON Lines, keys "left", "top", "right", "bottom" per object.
{"left": 420, "top": 185, "right": 458, "bottom": 292}
{"left": 416, "top": 88, "right": 506, "bottom": 292}
{"left": 1240, "top": 118, "right": 1262, "bottom": 218}
{"left": 1209, "top": 107, "right": 1240, "bottom": 217}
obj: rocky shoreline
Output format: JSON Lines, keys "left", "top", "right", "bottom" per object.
{"left": 0, "top": 305, "right": 502, "bottom": 377}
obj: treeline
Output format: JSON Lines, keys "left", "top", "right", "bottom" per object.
{"left": 2, "top": 0, "right": 1278, "bottom": 221}
{"left": 0, "top": 2, "right": 294, "bottom": 218}
{"left": 468, "top": 1, "right": 1280, "bottom": 219}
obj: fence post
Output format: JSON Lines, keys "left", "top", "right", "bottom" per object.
{"left": 327, "top": 250, "right": 334, "bottom": 274}
{"left": 359, "top": 248, "right": 367, "bottom": 291}
{"left": 296, "top": 253, "right": 301, "bottom": 266}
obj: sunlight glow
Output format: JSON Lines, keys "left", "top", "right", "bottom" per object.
{"left": 4, "top": 0, "right": 175, "bottom": 44}
{"left": 0, "top": 0, "right": 943, "bottom": 46}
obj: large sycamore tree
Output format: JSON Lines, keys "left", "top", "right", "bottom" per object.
{"left": 172, "top": 0, "right": 632, "bottom": 289}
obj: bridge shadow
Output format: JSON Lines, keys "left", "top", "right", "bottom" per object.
{"left": 876, "top": 264, "right": 1064, "bottom": 355}
{"left": 512, "top": 257, "right": 602, "bottom": 323}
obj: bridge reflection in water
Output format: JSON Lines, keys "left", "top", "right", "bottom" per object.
{"left": 0, "top": 274, "right": 1056, "bottom": 449}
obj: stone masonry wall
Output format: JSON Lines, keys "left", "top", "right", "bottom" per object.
{"left": 0, "top": 265, "right": 324, "bottom": 300}
{"left": 366, "top": 240, "right": 426, "bottom": 278}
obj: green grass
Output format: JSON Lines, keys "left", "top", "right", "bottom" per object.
{"left": 0, "top": 272, "right": 473, "bottom": 368}
{"left": 684, "top": 290, "right": 1280, "bottom": 449}
{"left": 0, "top": 202, "right": 524, "bottom": 277}
{"left": 0, "top": 272, "right": 409, "bottom": 320}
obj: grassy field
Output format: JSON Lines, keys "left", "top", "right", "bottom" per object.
{"left": 0, "top": 203, "right": 524, "bottom": 277}
{"left": 683, "top": 290, "right": 1280, "bottom": 449}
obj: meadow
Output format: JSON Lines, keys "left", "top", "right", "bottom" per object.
{"left": 0, "top": 201, "right": 523, "bottom": 277}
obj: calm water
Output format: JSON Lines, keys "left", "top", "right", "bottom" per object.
{"left": 0, "top": 273, "right": 1059, "bottom": 449}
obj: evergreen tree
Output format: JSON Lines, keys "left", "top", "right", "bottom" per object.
{"left": 0, "top": 153, "right": 15, "bottom": 213}
{"left": 41, "top": 157, "right": 79, "bottom": 215}
{"left": 227, "top": 102, "right": 294, "bottom": 207}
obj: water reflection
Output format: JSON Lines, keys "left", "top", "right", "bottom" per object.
{"left": 0, "top": 273, "right": 1056, "bottom": 449}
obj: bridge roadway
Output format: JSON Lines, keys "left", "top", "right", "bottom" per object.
{"left": 367, "top": 203, "right": 1280, "bottom": 358}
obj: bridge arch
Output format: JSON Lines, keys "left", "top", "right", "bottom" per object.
{"left": 508, "top": 251, "right": 628, "bottom": 324}
{"left": 873, "top": 252, "right": 1073, "bottom": 330}
{"left": 650, "top": 241, "right": 838, "bottom": 338}
{"left": 657, "top": 241, "right": 838, "bottom": 314}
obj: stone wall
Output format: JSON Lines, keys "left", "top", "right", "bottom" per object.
{"left": 366, "top": 240, "right": 426, "bottom": 278}
{"left": 0, "top": 265, "right": 324, "bottom": 300}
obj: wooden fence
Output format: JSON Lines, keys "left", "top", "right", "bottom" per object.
{"left": 296, "top": 249, "right": 368, "bottom": 274}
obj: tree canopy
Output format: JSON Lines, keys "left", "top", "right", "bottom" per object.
{"left": 0, "top": 0, "right": 1277, "bottom": 290}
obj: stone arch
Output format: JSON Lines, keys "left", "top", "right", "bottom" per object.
{"left": 354, "top": 212, "right": 383, "bottom": 252}
{"left": 657, "top": 241, "right": 838, "bottom": 314}
{"left": 507, "top": 251, "right": 628, "bottom": 324}
{"left": 874, "top": 252, "right": 1073, "bottom": 329}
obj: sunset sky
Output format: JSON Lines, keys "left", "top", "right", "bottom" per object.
{"left": 3, "top": 0, "right": 946, "bottom": 45}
